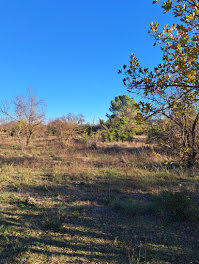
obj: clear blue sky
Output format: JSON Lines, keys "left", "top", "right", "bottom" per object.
{"left": 0, "top": 0, "right": 174, "bottom": 123}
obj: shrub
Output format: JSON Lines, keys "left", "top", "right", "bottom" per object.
{"left": 113, "top": 199, "right": 151, "bottom": 216}
{"left": 42, "top": 212, "right": 63, "bottom": 232}
{"left": 46, "top": 126, "right": 57, "bottom": 136}
{"left": 100, "top": 118, "right": 137, "bottom": 142}
{"left": 47, "top": 113, "right": 84, "bottom": 147}
{"left": 160, "top": 190, "right": 198, "bottom": 222}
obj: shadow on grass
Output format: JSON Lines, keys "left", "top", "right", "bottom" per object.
{"left": 0, "top": 204, "right": 126, "bottom": 264}
{"left": 0, "top": 176, "right": 199, "bottom": 264}
{"left": 0, "top": 156, "right": 38, "bottom": 167}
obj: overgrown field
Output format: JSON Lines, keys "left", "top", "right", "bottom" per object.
{"left": 0, "top": 135, "right": 199, "bottom": 264}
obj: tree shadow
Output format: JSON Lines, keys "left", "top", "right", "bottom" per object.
{"left": 0, "top": 156, "right": 37, "bottom": 167}
{"left": 1, "top": 176, "right": 199, "bottom": 264}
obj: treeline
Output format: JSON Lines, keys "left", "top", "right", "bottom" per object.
{"left": 1, "top": 89, "right": 199, "bottom": 169}
{"left": 0, "top": 92, "right": 146, "bottom": 148}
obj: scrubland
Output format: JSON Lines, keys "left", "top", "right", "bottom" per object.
{"left": 0, "top": 134, "right": 199, "bottom": 264}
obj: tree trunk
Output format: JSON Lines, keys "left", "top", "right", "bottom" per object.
{"left": 186, "top": 149, "right": 197, "bottom": 169}
{"left": 26, "top": 130, "right": 32, "bottom": 146}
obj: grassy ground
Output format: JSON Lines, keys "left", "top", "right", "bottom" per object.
{"left": 0, "top": 135, "right": 199, "bottom": 263}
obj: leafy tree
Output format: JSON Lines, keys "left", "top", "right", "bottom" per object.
{"left": 100, "top": 95, "right": 144, "bottom": 142}
{"left": 107, "top": 94, "right": 137, "bottom": 119}
{"left": 119, "top": 0, "right": 199, "bottom": 167}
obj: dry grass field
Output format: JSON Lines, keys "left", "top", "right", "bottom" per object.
{"left": 0, "top": 134, "right": 199, "bottom": 263}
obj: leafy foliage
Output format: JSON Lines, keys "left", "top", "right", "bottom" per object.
{"left": 160, "top": 190, "right": 199, "bottom": 221}
{"left": 107, "top": 95, "right": 137, "bottom": 118}
{"left": 101, "top": 95, "right": 144, "bottom": 142}
{"left": 100, "top": 118, "right": 136, "bottom": 142}
{"left": 119, "top": 0, "right": 199, "bottom": 167}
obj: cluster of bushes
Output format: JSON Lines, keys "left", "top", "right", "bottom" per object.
{"left": 111, "top": 190, "right": 199, "bottom": 222}
{"left": 100, "top": 117, "right": 137, "bottom": 142}
{"left": 0, "top": 91, "right": 199, "bottom": 169}
{"left": 148, "top": 108, "right": 199, "bottom": 168}
{"left": 43, "top": 94, "right": 147, "bottom": 145}
{"left": 98, "top": 95, "right": 146, "bottom": 142}
{"left": 0, "top": 92, "right": 148, "bottom": 149}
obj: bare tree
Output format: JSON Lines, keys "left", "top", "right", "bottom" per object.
{"left": 47, "top": 113, "right": 84, "bottom": 148}
{"left": 0, "top": 89, "right": 46, "bottom": 149}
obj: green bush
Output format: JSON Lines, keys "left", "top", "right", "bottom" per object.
{"left": 45, "top": 126, "right": 57, "bottom": 136}
{"left": 100, "top": 120, "right": 136, "bottom": 142}
{"left": 160, "top": 190, "right": 198, "bottom": 221}
{"left": 42, "top": 211, "right": 63, "bottom": 232}
{"left": 79, "top": 130, "right": 89, "bottom": 143}
{"left": 113, "top": 199, "right": 151, "bottom": 216}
